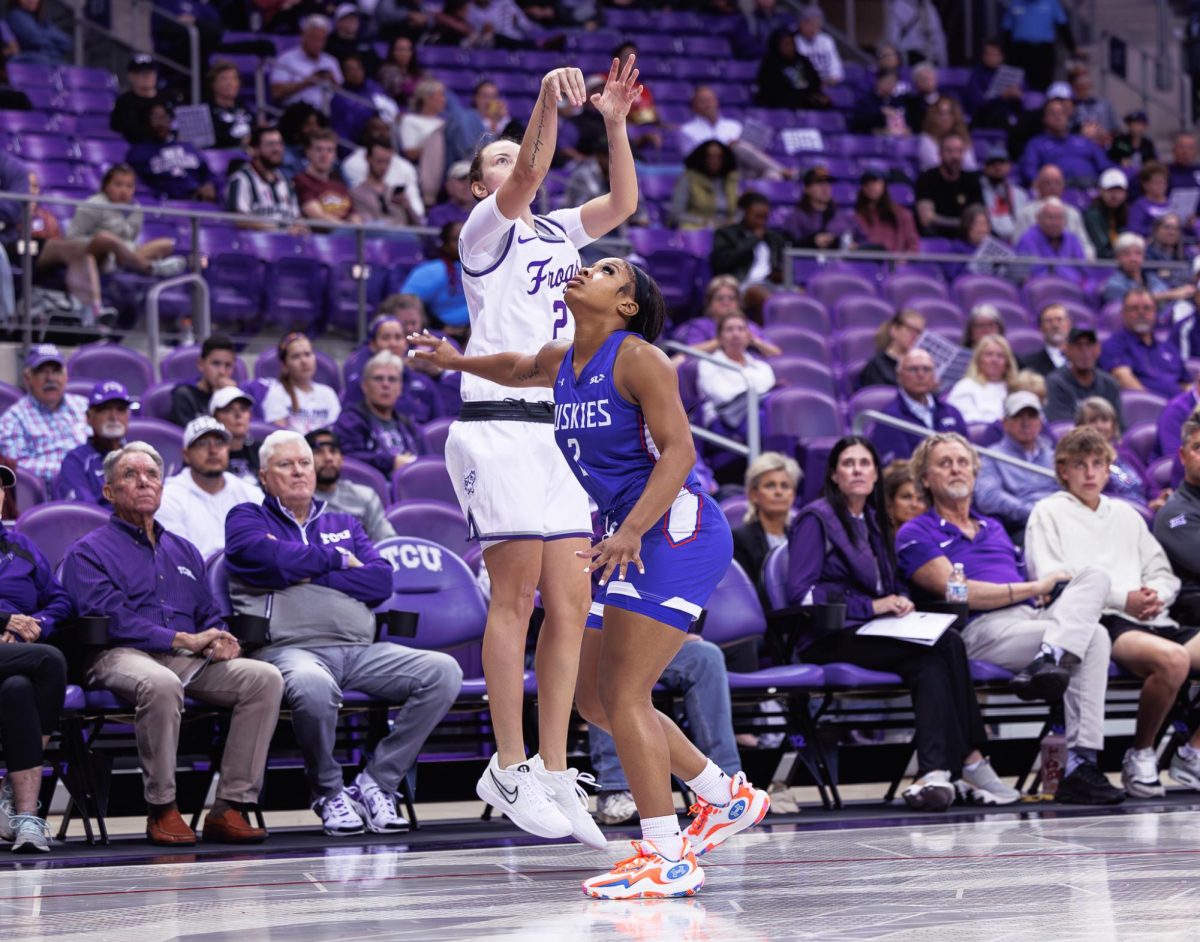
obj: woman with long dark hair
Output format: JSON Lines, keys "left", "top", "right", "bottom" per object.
{"left": 854, "top": 170, "right": 919, "bottom": 253}
{"left": 755, "top": 27, "right": 829, "bottom": 110}
{"left": 411, "top": 258, "right": 769, "bottom": 899}
{"left": 785, "top": 435, "right": 1015, "bottom": 811}
{"left": 668, "top": 140, "right": 740, "bottom": 230}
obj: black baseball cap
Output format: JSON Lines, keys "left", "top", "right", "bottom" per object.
{"left": 1068, "top": 327, "right": 1098, "bottom": 343}
{"left": 305, "top": 428, "right": 341, "bottom": 449}
{"left": 128, "top": 54, "right": 156, "bottom": 73}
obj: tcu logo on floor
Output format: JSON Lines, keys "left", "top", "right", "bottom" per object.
{"left": 379, "top": 542, "right": 445, "bottom": 574}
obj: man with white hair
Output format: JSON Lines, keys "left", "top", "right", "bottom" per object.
{"left": 225, "top": 431, "right": 462, "bottom": 836}
{"left": 1014, "top": 197, "right": 1088, "bottom": 284}
{"left": 677, "top": 86, "right": 793, "bottom": 181}
{"left": 1100, "top": 231, "right": 1196, "bottom": 308}
{"left": 1013, "top": 164, "right": 1096, "bottom": 259}
{"left": 62, "top": 442, "right": 284, "bottom": 846}
{"left": 269, "top": 14, "right": 343, "bottom": 112}
{"left": 793, "top": 6, "right": 843, "bottom": 83}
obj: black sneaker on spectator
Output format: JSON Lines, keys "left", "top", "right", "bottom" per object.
{"left": 1009, "top": 652, "right": 1069, "bottom": 703}
{"left": 1055, "top": 761, "right": 1126, "bottom": 805}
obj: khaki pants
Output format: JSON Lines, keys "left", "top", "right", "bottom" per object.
{"left": 88, "top": 648, "right": 283, "bottom": 805}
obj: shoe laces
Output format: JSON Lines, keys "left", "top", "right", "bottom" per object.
{"left": 610, "top": 840, "right": 657, "bottom": 873}
{"left": 11, "top": 814, "right": 49, "bottom": 838}
{"left": 566, "top": 770, "right": 599, "bottom": 807}
{"left": 357, "top": 778, "right": 396, "bottom": 818}
{"left": 686, "top": 799, "right": 715, "bottom": 835}
{"left": 324, "top": 792, "right": 358, "bottom": 819}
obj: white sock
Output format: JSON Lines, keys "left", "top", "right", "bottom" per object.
{"left": 963, "top": 757, "right": 984, "bottom": 773}
{"left": 685, "top": 759, "right": 732, "bottom": 806}
{"left": 1180, "top": 744, "right": 1199, "bottom": 760}
{"left": 640, "top": 814, "right": 684, "bottom": 860}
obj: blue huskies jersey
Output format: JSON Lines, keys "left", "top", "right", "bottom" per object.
{"left": 553, "top": 331, "right": 704, "bottom": 523}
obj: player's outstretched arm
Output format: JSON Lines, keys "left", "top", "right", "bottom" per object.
{"left": 580, "top": 56, "right": 642, "bottom": 240}
{"left": 495, "top": 67, "right": 587, "bottom": 221}
{"left": 408, "top": 332, "right": 569, "bottom": 389}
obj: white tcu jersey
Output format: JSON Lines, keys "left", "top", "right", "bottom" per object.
{"left": 458, "top": 193, "right": 594, "bottom": 403}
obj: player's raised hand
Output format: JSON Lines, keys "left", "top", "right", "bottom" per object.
{"left": 592, "top": 55, "right": 642, "bottom": 123}
{"left": 407, "top": 330, "right": 460, "bottom": 371}
{"left": 541, "top": 67, "right": 587, "bottom": 108}
{"left": 578, "top": 529, "right": 644, "bottom": 586}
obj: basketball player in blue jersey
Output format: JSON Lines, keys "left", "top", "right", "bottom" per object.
{"left": 411, "top": 259, "right": 770, "bottom": 900}
{"left": 448, "top": 57, "right": 642, "bottom": 849}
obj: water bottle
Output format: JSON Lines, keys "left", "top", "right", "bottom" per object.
{"left": 945, "top": 563, "right": 968, "bottom": 604}
{"left": 1040, "top": 729, "right": 1067, "bottom": 796}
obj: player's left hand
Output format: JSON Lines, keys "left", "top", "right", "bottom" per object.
{"left": 578, "top": 530, "right": 644, "bottom": 586}
{"left": 592, "top": 55, "right": 642, "bottom": 124}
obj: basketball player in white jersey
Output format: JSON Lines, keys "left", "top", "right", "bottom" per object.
{"left": 449, "top": 58, "right": 641, "bottom": 846}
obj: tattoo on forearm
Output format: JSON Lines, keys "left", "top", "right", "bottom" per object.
{"left": 530, "top": 96, "right": 553, "bottom": 168}
{"left": 515, "top": 352, "right": 541, "bottom": 382}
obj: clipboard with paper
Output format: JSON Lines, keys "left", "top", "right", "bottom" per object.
{"left": 856, "top": 611, "right": 957, "bottom": 646}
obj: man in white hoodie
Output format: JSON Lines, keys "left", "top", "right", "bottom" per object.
{"left": 1026, "top": 425, "right": 1200, "bottom": 799}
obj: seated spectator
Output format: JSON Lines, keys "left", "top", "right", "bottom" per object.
{"left": 207, "top": 60, "right": 256, "bottom": 149}
{"left": 340, "top": 118, "right": 418, "bottom": 207}
{"left": 0, "top": 344, "right": 86, "bottom": 486}
{"left": 788, "top": 436, "right": 1016, "bottom": 810}
{"left": 278, "top": 102, "right": 329, "bottom": 179}
{"left": 307, "top": 428, "right": 397, "bottom": 543}
{"left": 963, "top": 302, "right": 1006, "bottom": 348}
{"left": 858, "top": 309, "right": 926, "bottom": 389}
{"left": 917, "top": 96, "right": 977, "bottom": 173}
{"left": 126, "top": 104, "right": 217, "bottom": 202}
{"left": 710, "top": 193, "right": 787, "bottom": 287}
{"left": 343, "top": 305, "right": 445, "bottom": 418}
{"left": 0, "top": 55, "right": 33, "bottom": 111}
{"left": 1019, "top": 303, "right": 1071, "bottom": 376}
{"left": 53, "top": 381, "right": 134, "bottom": 505}
{"left": 1067, "top": 68, "right": 1118, "bottom": 144}
{"left": 226, "top": 431, "right": 461, "bottom": 835}
{"left": 1011, "top": 367, "right": 1048, "bottom": 403}
{"left": 169, "top": 334, "right": 238, "bottom": 427}
{"left": 397, "top": 78, "right": 448, "bottom": 206}
{"left": 425, "top": 159, "right": 474, "bottom": 229}
{"left": 1100, "top": 232, "right": 1193, "bottom": 309}
{"left": 1109, "top": 110, "right": 1156, "bottom": 169}
{"left": 443, "top": 80, "right": 521, "bottom": 167}
{"left": 1014, "top": 163, "right": 1097, "bottom": 259}
{"left": 870, "top": 349, "right": 967, "bottom": 465}
{"left": 463, "top": 0, "right": 557, "bottom": 49}
{"left": 849, "top": 68, "right": 910, "bottom": 136}
{"left": 263, "top": 333, "right": 342, "bottom": 435}
{"left": 5, "top": 0, "right": 69, "bottom": 65}
{"left": 270, "top": 14, "right": 343, "bottom": 112}
{"left": 326, "top": 4, "right": 380, "bottom": 76}
{"left": 678, "top": 85, "right": 792, "bottom": 181}
{"left": 1154, "top": 415, "right": 1200, "bottom": 634}
{"left": 873, "top": 43, "right": 908, "bottom": 90}
{"left": 974, "top": 391, "right": 1059, "bottom": 534}
{"left": 732, "top": 451, "right": 801, "bottom": 590}
{"left": 903, "top": 62, "right": 945, "bottom": 131}
{"left": 669, "top": 140, "right": 740, "bottom": 231}
{"left": 111, "top": 55, "right": 167, "bottom": 144}
{"left": 376, "top": 35, "right": 423, "bottom": 107}
{"left": 671, "top": 275, "right": 780, "bottom": 356}
{"left": 1101, "top": 287, "right": 1191, "bottom": 398}
{"left": 1127, "top": 161, "right": 1172, "bottom": 237}
{"left": 979, "top": 147, "right": 1028, "bottom": 242}
{"left": 963, "top": 39, "right": 1024, "bottom": 131}
{"left": 156, "top": 417, "right": 263, "bottom": 560}
{"left": 350, "top": 141, "right": 423, "bottom": 226}
{"left": 793, "top": 5, "right": 843, "bottom": 83}
{"left": 1019, "top": 98, "right": 1111, "bottom": 187}
{"left": 1146, "top": 214, "right": 1191, "bottom": 285}
{"left": 295, "top": 129, "right": 360, "bottom": 227}
{"left": 755, "top": 27, "right": 828, "bottom": 110}
{"left": 0, "top": 463, "right": 71, "bottom": 853}
{"left": 1046, "top": 328, "right": 1124, "bottom": 424}
{"left": 1075, "top": 396, "right": 1161, "bottom": 509}
{"left": 883, "top": 458, "right": 927, "bottom": 529}
{"left": 1014, "top": 198, "right": 1088, "bottom": 284}
{"left": 952, "top": 202, "right": 992, "bottom": 261}
{"left": 731, "top": 0, "right": 793, "bottom": 61}
{"left": 947, "top": 334, "right": 1018, "bottom": 424}
{"left": 784, "top": 166, "right": 859, "bottom": 249}
{"left": 915, "top": 134, "right": 983, "bottom": 238}
{"left": 564, "top": 137, "right": 647, "bottom": 238}
{"left": 400, "top": 222, "right": 469, "bottom": 333}
{"left": 1168, "top": 131, "right": 1200, "bottom": 191}
{"left": 334, "top": 53, "right": 396, "bottom": 144}
{"left": 1027, "top": 426, "right": 1200, "bottom": 797}
{"left": 697, "top": 312, "right": 777, "bottom": 438}
{"left": 898, "top": 433, "right": 1122, "bottom": 805}
{"left": 225, "top": 126, "right": 303, "bottom": 231}
{"left": 211, "top": 386, "right": 261, "bottom": 487}
{"left": 1083, "top": 168, "right": 1129, "bottom": 259}
{"left": 854, "top": 171, "right": 919, "bottom": 253}
{"left": 62, "top": 442, "right": 284, "bottom": 846}
{"left": 333, "top": 351, "right": 423, "bottom": 476}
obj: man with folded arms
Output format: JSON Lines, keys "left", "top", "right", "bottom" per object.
{"left": 62, "top": 442, "right": 284, "bottom": 846}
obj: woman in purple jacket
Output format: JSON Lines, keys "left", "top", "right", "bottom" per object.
{"left": 785, "top": 435, "right": 1013, "bottom": 811}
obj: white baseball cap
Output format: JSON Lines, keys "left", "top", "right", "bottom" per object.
{"left": 209, "top": 386, "right": 255, "bottom": 414}
{"left": 1099, "top": 168, "right": 1128, "bottom": 190}
{"left": 183, "top": 415, "right": 232, "bottom": 449}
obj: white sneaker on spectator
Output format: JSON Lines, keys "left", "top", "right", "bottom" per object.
{"left": 150, "top": 256, "right": 187, "bottom": 278}
{"left": 902, "top": 770, "right": 956, "bottom": 811}
{"left": 0, "top": 779, "right": 13, "bottom": 841}
{"left": 347, "top": 771, "right": 409, "bottom": 834}
{"left": 1121, "top": 748, "right": 1165, "bottom": 798}
{"left": 594, "top": 790, "right": 637, "bottom": 825}
{"left": 314, "top": 789, "right": 366, "bottom": 836}
{"left": 10, "top": 814, "right": 51, "bottom": 853}
{"left": 476, "top": 753, "right": 572, "bottom": 840}
{"left": 956, "top": 759, "right": 1021, "bottom": 805}
{"left": 1169, "top": 748, "right": 1200, "bottom": 790}
{"left": 533, "top": 757, "right": 607, "bottom": 849}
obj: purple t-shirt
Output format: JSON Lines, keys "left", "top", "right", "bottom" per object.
{"left": 896, "top": 508, "right": 1026, "bottom": 608}
{"left": 1099, "top": 327, "right": 1189, "bottom": 400}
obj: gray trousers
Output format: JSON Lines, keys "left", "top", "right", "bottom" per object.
{"left": 961, "top": 567, "right": 1112, "bottom": 751}
{"left": 256, "top": 642, "right": 462, "bottom": 801}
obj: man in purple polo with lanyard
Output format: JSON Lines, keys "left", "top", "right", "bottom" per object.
{"left": 1100, "top": 287, "right": 1190, "bottom": 400}
{"left": 896, "top": 432, "right": 1123, "bottom": 805}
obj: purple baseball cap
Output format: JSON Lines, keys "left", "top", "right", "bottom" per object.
{"left": 24, "top": 344, "right": 65, "bottom": 370}
{"left": 88, "top": 380, "right": 137, "bottom": 409}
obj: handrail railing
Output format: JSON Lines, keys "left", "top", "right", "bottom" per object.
{"left": 146, "top": 272, "right": 209, "bottom": 375}
{"left": 662, "top": 340, "right": 761, "bottom": 464}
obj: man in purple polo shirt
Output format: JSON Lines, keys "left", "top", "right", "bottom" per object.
{"left": 897, "top": 432, "right": 1123, "bottom": 805}
{"left": 52, "top": 381, "right": 136, "bottom": 506}
{"left": 870, "top": 349, "right": 968, "bottom": 465}
{"left": 1100, "top": 286, "right": 1190, "bottom": 400}
{"left": 62, "top": 442, "right": 284, "bottom": 847}
{"left": 1019, "top": 98, "right": 1110, "bottom": 187}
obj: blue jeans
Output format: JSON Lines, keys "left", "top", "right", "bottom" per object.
{"left": 588, "top": 638, "right": 741, "bottom": 792}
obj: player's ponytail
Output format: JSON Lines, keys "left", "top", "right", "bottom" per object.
{"left": 625, "top": 263, "right": 665, "bottom": 343}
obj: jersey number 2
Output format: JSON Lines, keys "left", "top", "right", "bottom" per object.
{"left": 567, "top": 438, "right": 589, "bottom": 476}
{"left": 552, "top": 300, "right": 568, "bottom": 339}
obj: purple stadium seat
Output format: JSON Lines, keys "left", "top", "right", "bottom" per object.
{"left": 1121, "top": 423, "right": 1158, "bottom": 464}
{"left": 1023, "top": 275, "right": 1087, "bottom": 312}
{"left": 954, "top": 273, "right": 1021, "bottom": 309}
{"left": 719, "top": 495, "right": 749, "bottom": 531}
{"left": 627, "top": 228, "right": 683, "bottom": 256}
{"left": 970, "top": 421, "right": 1004, "bottom": 446}
{"left": 253, "top": 348, "right": 341, "bottom": 394}
{"left": 805, "top": 270, "right": 877, "bottom": 307}
{"left": 14, "top": 468, "right": 45, "bottom": 516}
{"left": 138, "top": 382, "right": 174, "bottom": 421}
{"left": 76, "top": 138, "right": 124, "bottom": 169}
{"left": 762, "top": 293, "right": 830, "bottom": 333}
{"left": 4, "top": 62, "right": 56, "bottom": 87}
{"left": 676, "top": 356, "right": 702, "bottom": 416}
{"left": 1149, "top": 455, "right": 1174, "bottom": 490}
{"left": 263, "top": 258, "right": 329, "bottom": 332}
{"left": 204, "top": 253, "right": 263, "bottom": 328}
{"left": 848, "top": 385, "right": 899, "bottom": 420}
{"left": 126, "top": 418, "right": 185, "bottom": 475}
{"left": 678, "top": 228, "right": 714, "bottom": 258}
{"left": 638, "top": 174, "right": 679, "bottom": 204}
{"left": 391, "top": 456, "right": 457, "bottom": 505}
{"left": 249, "top": 418, "right": 277, "bottom": 441}
{"left": 985, "top": 298, "right": 1035, "bottom": 329}
{"left": 74, "top": 113, "right": 121, "bottom": 140}
{"left": 0, "top": 380, "right": 21, "bottom": 414}
{"left": 1121, "top": 391, "right": 1168, "bottom": 429}
{"left": 419, "top": 416, "right": 455, "bottom": 456}
{"left": 1056, "top": 298, "right": 1096, "bottom": 329}
{"left": 768, "top": 356, "right": 837, "bottom": 397}
{"left": 883, "top": 271, "right": 948, "bottom": 307}
{"left": 763, "top": 326, "right": 827, "bottom": 360}
{"left": 17, "top": 133, "right": 77, "bottom": 162}
{"left": 57, "top": 90, "right": 115, "bottom": 115}
{"left": 763, "top": 389, "right": 843, "bottom": 449}
{"left": 59, "top": 65, "right": 118, "bottom": 91}
{"left": 643, "top": 249, "right": 702, "bottom": 312}
{"left": 1047, "top": 420, "right": 1074, "bottom": 442}
{"left": 339, "top": 456, "right": 391, "bottom": 506}
{"left": 833, "top": 295, "right": 893, "bottom": 331}
{"left": 14, "top": 500, "right": 110, "bottom": 567}
{"left": 834, "top": 327, "right": 881, "bottom": 365}
{"left": 1004, "top": 327, "right": 1045, "bottom": 358}
{"left": 67, "top": 343, "right": 154, "bottom": 395}
{"left": 385, "top": 499, "right": 471, "bottom": 564}
{"left": 906, "top": 297, "right": 965, "bottom": 331}
{"left": 158, "top": 345, "right": 203, "bottom": 385}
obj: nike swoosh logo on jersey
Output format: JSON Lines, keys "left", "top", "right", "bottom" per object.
{"left": 517, "top": 235, "right": 540, "bottom": 243}
{"left": 490, "top": 770, "right": 519, "bottom": 803}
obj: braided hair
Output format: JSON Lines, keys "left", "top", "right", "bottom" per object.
{"left": 622, "top": 262, "right": 665, "bottom": 343}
